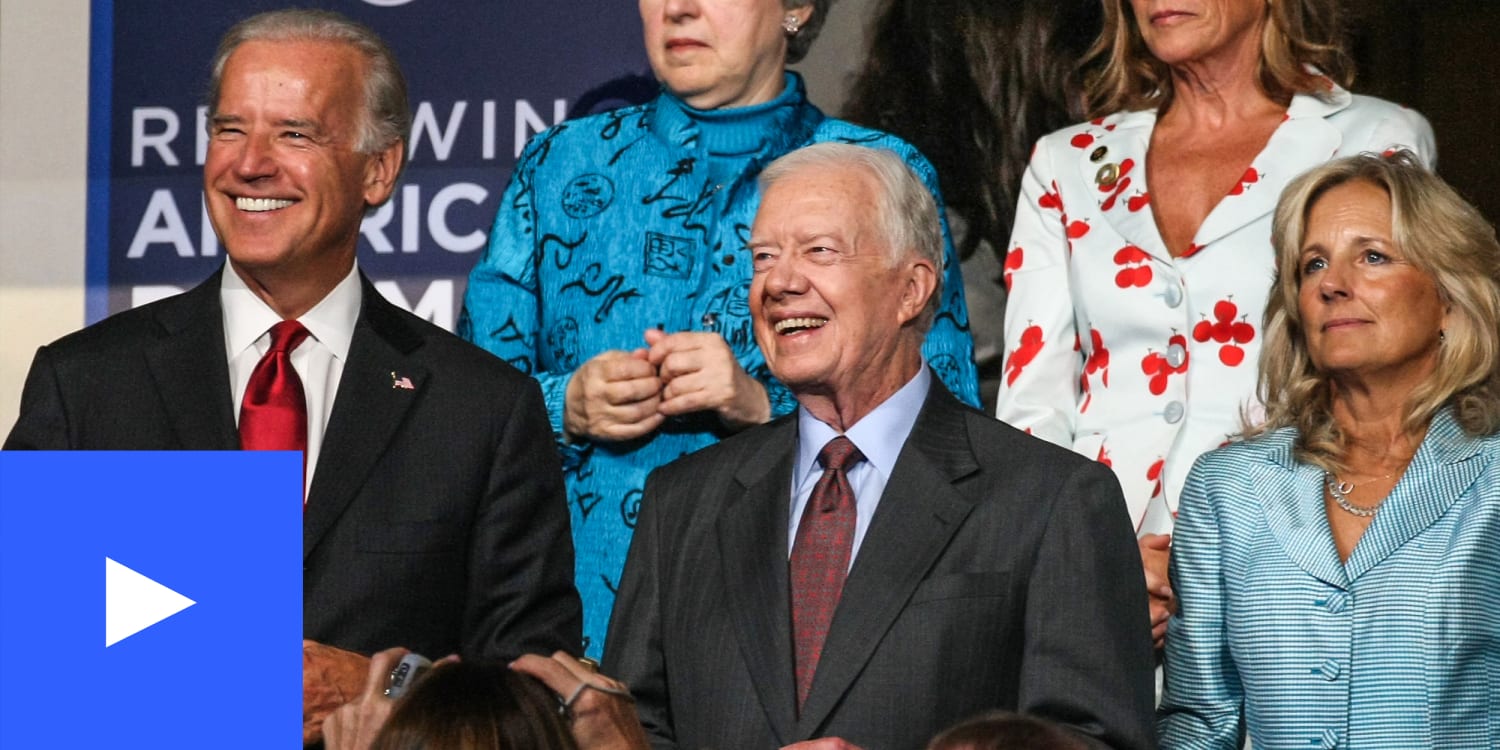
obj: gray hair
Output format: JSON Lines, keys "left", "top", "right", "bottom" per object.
{"left": 784, "top": 0, "right": 833, "bottom": 64}
{"left": 758, "top": 142, "right": 944, "bottom": 331}
{"left": 207, "top": 9, "right": 411, "bottom": 156}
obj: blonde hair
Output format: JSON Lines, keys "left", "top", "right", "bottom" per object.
{"left": 1250, "top": 151, "right": 1500, "bottom": 471}
{"left": 1081, "top": 0, "right": 1351, "bottom": 118}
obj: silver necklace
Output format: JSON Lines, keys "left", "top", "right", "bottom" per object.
{"left": 1324, "top": 472, "right": 1383, "bottom": 517}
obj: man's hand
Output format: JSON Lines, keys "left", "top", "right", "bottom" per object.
{"left": 510, "top": 651, "right": 649, "bottom": 750}
{"left": 1139, "top": 533, "right": 1174, "bottom": 649}
{"left": 303, "top": 640, "right": 371, "bottom": 745}
{"left": 781, "top": 739, "right": 867, "bottom": 750}
{"left": 644, "top": 329, "right": 769, "bottom": 430}
{"left": 564, "top": 350, "right": 664, "bottom": 441}
{"left": 321, "top": 648, "right": 406, "bottom": 750}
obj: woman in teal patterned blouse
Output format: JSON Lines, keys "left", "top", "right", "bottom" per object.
{"left": 458, "top": 0, "right": 979, "bottom": 657}
{"left": 1160, "top": 152, "right": 1500, "bottom": 749}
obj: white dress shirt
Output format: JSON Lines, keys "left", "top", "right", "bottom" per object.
{"left": 788, "top": 364, "right": 931, "bottom": 568}
{"left": 222, "top": 262, "right": 362, "bottom": 494}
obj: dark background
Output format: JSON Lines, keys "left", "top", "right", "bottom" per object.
{"left": 798, "top": 0, "right": 1500, "bottom": 223}
{"left": 1348, "top": 1, "right": 1496, "bottom": 221}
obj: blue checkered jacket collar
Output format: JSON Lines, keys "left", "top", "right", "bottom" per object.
{"left": 1247, "top": 407, "right": 1491, "bottom": 586}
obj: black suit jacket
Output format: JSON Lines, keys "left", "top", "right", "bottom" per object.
{"left": 603, "top": 380, "right": 1155, "bottom": 750}
{"left": 5, "top": 272, "right": 582, "bottom": 661}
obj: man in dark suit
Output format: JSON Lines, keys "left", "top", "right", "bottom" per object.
{"left": 3, "top": 9, "right": 580, "bottom": 744}
{"left": 603, "top": 143, "right": 1156, "bottom": 749}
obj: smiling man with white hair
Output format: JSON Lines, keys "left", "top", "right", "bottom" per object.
{"left": 604, "top": 142, "right": 1156, "bottom": 750}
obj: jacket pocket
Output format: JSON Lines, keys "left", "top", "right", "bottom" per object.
{"left": 909, "top": 572, "right": 1012, "bottom": 604}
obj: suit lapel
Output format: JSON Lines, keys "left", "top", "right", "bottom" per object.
{"left": 717, "top": 417, "right": 799, "bottom": 745}
{"left": 1086, "top": 87, "right": 1352, "bottom": 262}
{"left": 304, "top": 279, "right": 427, "bottom": 559}
{"left": 1077, "top": 112, "right": 1167, "bottom": 262}
{"left": 1192, "top": 86, "right": 1350, "bottom": 249}
{"left": 796, "top": 385, "right": 979, "bottom": 737}
{"left": 1255, "top": 436, "right": 1349, "bottom": 590}
{"left": 1346, "top": 411, "right": 1485, "bottom": 581}
{"left": 144, "top": 275, "right": 239, "bottom": 450}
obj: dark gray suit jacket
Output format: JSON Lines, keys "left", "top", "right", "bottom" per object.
{"left": 5, "top": 272, "right": 582, "bottom": 661}
{"left": 604, "top": 380, "right": 1155, "bottom": 749}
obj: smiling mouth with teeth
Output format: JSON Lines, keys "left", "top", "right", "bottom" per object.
{"left": 774, "top": 317, "right": 828, "bottom": 335}
{"left": 236, "top": 197, "right": 295, "bottom": 212}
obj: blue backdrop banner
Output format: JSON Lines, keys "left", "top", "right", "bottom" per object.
{"left": 89, "top": 0, "right": 651, "bottom": 327}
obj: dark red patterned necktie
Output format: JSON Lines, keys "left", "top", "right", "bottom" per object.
{"left": 789, "top": 435, "right": 863, "bottom": 711}
{"left": 238, "top": 320, "right": 310, "bottom": 453}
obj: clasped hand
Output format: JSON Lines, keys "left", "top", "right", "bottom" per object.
{"left": 1139, "top": 533, "right": 1175, "bottom": 650}
{"left": 564, "top": 329, "right": 769, "bottom": 441}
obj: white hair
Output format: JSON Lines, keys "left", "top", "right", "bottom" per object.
{"left": 758, "top": 142, "right": 943, "bottom": 329}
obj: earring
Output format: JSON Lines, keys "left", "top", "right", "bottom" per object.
{"left": 1439, "top": 329, "right": 1447, "bottom": 342}
{"left": 782, "top": 15, "right": 801, "bottom": 35}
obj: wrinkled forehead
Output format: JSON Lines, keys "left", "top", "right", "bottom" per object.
{"left": 216, "top": 39, "right": 367, "bottom": 111}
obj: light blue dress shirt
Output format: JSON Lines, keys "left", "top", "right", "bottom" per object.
{"left": 788, "top": 365, "right": 932, "bottom": 567}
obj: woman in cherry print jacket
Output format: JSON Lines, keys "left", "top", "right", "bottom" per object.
{"left": 995, "top": 0, "right": 1433, "bottom": 647}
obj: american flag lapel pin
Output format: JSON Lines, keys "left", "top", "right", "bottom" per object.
{"left": 390, "top": 371, "right": 416, "bottom": 391}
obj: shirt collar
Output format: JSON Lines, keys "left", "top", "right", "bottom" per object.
{"left": 1285, "top": 77, "right": 1352, "bottom": 120}
{"left": 220, "top": 261, "right": 362, "bottom": 360}
{"left": 1258, "top": 406, "right": 1480, "bottom": 471}
{"left": 795, "top": 364, "right": 932, "bottom": 483}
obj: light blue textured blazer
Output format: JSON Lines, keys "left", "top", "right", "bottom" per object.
{"left": 1158, "top": 409, "right": 1499, "bottom": 749}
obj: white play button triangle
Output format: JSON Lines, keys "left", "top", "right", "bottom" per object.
{"left": 105, "top": 557, "right": 196, "bottom": 647}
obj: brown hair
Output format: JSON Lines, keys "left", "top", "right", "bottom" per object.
{"left": 1081, "top": 0, "right": 1351, "bottom": 118}
{"left": 371, "top": 663, "right": 578, "bottom": 750}
{"left": 927, "top": 710, "right": 1090, "bottom": 750}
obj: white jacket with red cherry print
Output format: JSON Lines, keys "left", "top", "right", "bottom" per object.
{"left": 996, "top": 83, "right": 1434, "bottom": 534}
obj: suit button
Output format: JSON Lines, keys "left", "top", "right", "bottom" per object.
{"left": 1166, "top": 342, "right": 1187, "bottom": 368}
{"left": 1163, "top": 401, "right": 1185, "bottom": 424}
{"left": 1321, "top": 728, "right": 1341, "bottom": 748}
{"left": 1163, "top": 283, "right": 1184, "bottom": 308}
{"left": 1323, "top": 592, "right": 1348, "bottom": 613}
{"left": 1315, "top": 659, "right": 1341, "bottom": 680}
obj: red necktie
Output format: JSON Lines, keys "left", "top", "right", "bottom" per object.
{"left": 789, "top": 435, "right": 863, "bottom": 710}
{"left": 239, "top": 320, "right": 310, "bottom": 453}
